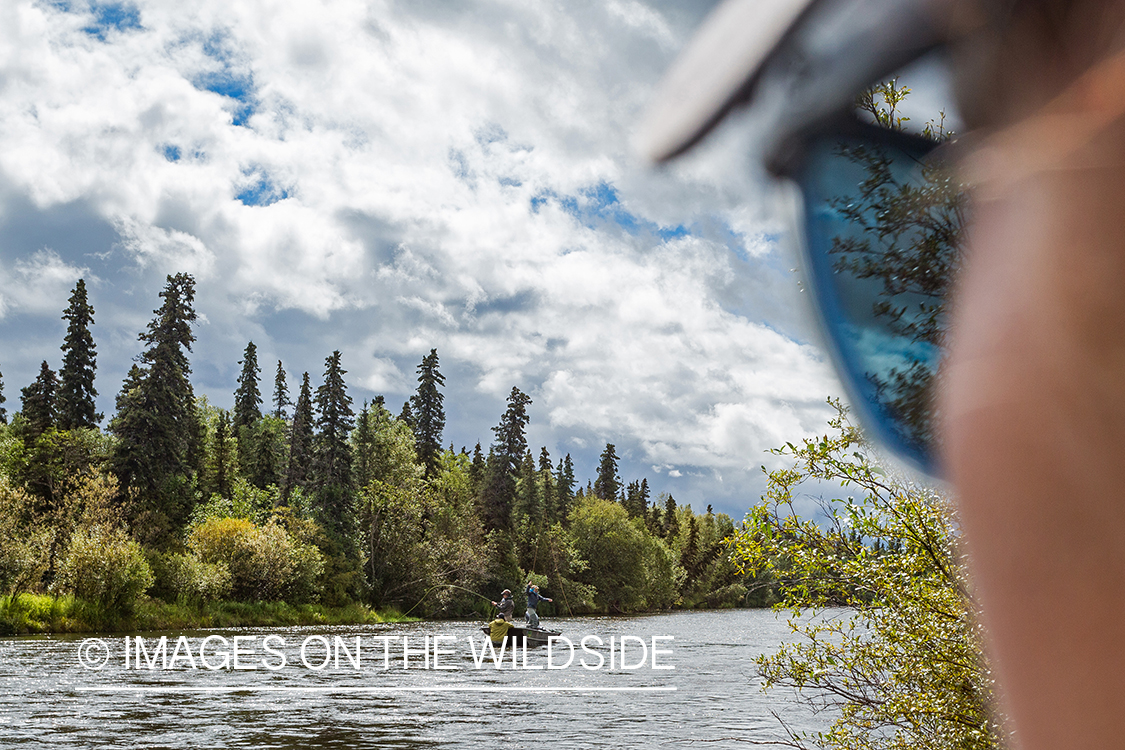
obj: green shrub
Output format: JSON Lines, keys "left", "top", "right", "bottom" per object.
{"left": 56, "top": 525, "right": 154, "bottom": 617}
{"left": 151, "top": 552, "right": 232, "bottom": 603}
{"left": 187, "top": 516, "right": 325, "bottom": 603}
{"left": 189, "top": 478, "right": 277, "bottom": 526}
{"left": 568, "top": 496, "right": 648, "bottom": 612}
{"left": 0, "top": 478, "right": 51, "bottom": 596}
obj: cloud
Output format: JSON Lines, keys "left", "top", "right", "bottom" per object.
{"left": 0, "top": 0, "right": 846, "bottom": 516}
{"left": 0, "top": 249, "right": 87, "bottom": 318}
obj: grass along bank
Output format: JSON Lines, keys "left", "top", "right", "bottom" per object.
{"left": 0, "top": 593, "right": 415, "bottom": 636}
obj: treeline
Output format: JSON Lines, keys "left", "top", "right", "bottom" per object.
{"left": 0, "top": 273, "right": 748, "bottom": 623}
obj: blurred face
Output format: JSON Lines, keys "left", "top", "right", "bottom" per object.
{"left": 938, "top": 12, "right": 1125, "bottom": 746}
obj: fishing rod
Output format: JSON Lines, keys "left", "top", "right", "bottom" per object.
{"left": 400, "top": 583, "right": 496, "bottom": 618}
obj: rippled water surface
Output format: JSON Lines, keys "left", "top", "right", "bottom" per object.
{"left": 1, "top": 609, "right": 828, "bottom": 748}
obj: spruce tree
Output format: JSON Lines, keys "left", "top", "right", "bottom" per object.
{"left": 515, "top": 449, "right": 542, "bottom": 530}
{"left": 110, "top": 273, "right": 196, "bottom": 508}
{"left": 480, "top": 387, "right": 531, "bottom": 532}
{"left": 111, "top": 273, "right": 198, "bottom": 520}
{"left": 649, "top": 502, "right": 664, "bottom": 536}
{"left": 410, "top": 348, "right": 446, "bottom": 478}
{"left": 353, "top": 401, "right": 373, "bottom": 490}
{"left": 0, "top": 367, "right": 6, "bottom": 423}
{"left": 233, "top": 341, "right": 262, "bottom": 431}
{"left": 594, "top": 443, "right": 621, "bottom": 502}
{"left": 680, "top": 515, "right": 700, "bottom": 585}
{"left": 20, "top": 361, "right": 58, "bottom": 441}
{"left": 284, "top": 372, "right": 314, "bottom": 500}
{"left": 398, "top": 400, "right": 412, "bottom": 426}
{"left": 110, "top": 365, "right": 147, "bottom": 494}
{"left": 624, "top": 478, "right": 650, "bottom": 519}
{"left": 538, "top": 446, "right": 556, "bottom": 523}
{"left": 556, "top": 454, "right": 576, "bottom": 522}
{"left": 57, "top": 279, "right": 101, "bottom": 429}
{"left": 470, "top": 441, "right": 486, "bottom": 492}
{"left": 244, "top": 416, "right": 287, "bottom": 490}
{"left": 272, "top": 360, "right": 290, "bottom": 419}
{"left": 663, "top": 494, "right": 680, "bottom": 540}
{"left": 624, "top": 480, "right": 641, "bottom": 518}
{"left": 210, "top": 409, "right": 235, "bottom": 500}
{"left": 312, "top": 350, "right": 354, "bottom": 530}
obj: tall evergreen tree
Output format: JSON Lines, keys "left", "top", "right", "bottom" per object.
{"left": 594, "top": 443, "right": 621, "bottom": 502}
{"left": 624, "top": 480, "right": 641, "bottom": 518}
{"left": 410, "top": 348, "right": 446, "bottom": 478}
{"left": 515, "top": 449, "right": 542, "bottom": 530}
{"left": 209, "top": 409, "right": 235, "bottom": 500}
{"left": 0, "top": 367, "right": 6, "bottom": 424}
{"left": 663, "top": 494, "right": 680, "bottom": 540}
{"left": 284, "top": 372, "right": 314, "bottom": 500}
{"left": 57, "top": 279, "right": 101, "bottom": 429}
{"left": 556, "top": 454, "right": 576, "bottom": 523}
{"left": 649, "top": 501, "right": 664, "bottom": 536}
{"left": 233, "top": 341, "right": 262, "bottom": 431}
{"left": 470, "top": 441, "right": 486, "bottom": 492}
{"left": 680, "top": 515, "right": 701, "bottom": 586}
{"left": 538, "top": 446, "right": 557, "bottom": 524}
{"left": 244, "top": 416, "right": 287, "bottom": 490}
{"left": 479, "top": 387, "right": 531, "bottom": 532}
{"left": 272, "top": 360, "right": 290, "bottom": 419}
{"left": 353, "top": 401, "right": 373, "bottom": 490}
{"left": 398, "top": 400, "right": 412, "bottom": 426}
{"left": 624, "top": 478, "right": 650, "bottom": 519}
{"left": 111, "top": 364, "right": 146, "bottom": 494}
{"left": 111, "top": 273, "right": 198, "bottom": 521}
{"left": 312, "top": 350, "right": 354, "bottom": 530}
{"left": 20, "top": 361, "right": 58, "bottom": 441}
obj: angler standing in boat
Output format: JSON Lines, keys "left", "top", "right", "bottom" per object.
{"left": 525, "top": 584, "right": 553, "bottom": 628}
{"left": 491, "top": 589, "right": 515, "bottom": 621}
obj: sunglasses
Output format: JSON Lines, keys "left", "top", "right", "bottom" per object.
{"left": 767, "top": 116, "right": 966, "bottom": 476}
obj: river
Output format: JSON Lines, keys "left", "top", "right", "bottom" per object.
{"left": 0, "top": 609, "right": 833, "bottom": 748}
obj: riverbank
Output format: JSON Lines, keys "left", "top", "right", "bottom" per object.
{"left": 0, "top": 594, "right": 415, "bottom": 636}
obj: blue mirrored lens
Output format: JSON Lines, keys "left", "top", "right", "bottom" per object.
{"left": 795, "top": 128, "right": 964, "bottom": 474}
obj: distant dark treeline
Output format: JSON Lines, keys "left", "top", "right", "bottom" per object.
{"left": 0, "top": 274, "right": 757, "bottom": 621}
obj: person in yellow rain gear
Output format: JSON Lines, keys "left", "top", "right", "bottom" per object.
{"left": 488, "top": 614, "right": 515, "bottom": 647}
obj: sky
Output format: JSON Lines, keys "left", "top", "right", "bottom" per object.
{"left": 0, "top": 0, "right": 894, "bottom": 519}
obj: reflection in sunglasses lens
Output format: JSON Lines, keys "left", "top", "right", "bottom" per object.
{"left": 797, "top": 130, "right": 965, "bottom": 472}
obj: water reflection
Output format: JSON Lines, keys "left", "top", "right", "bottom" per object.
{"left": 2, "top": 611, "right": 827, "bottom": 749}
{"left": 797, "top": 124, "right": 965, "bottom": 470}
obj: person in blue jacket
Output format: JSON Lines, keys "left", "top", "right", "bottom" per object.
{"left": 525, "top": 584, "right": 552, "bottom": 628}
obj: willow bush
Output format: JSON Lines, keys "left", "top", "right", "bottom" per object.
{"left": 57, "top": 525, "right": 153, "bottom": 617}
{"left": 731, "top": 400, "right": 1007, "bottom": 750}
{"left": 187, "top": 516, "right": 325, "bottom": 603}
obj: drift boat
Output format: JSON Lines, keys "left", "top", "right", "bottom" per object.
{"left": 480, "top": 623, "right": 562, "bottom": 647}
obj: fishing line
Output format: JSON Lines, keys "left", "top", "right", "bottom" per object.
{"left": 400, "top": 583, "right": 495, "bottom": 618}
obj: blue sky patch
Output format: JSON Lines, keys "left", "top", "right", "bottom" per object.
{"left": 448, "top": 148, "right": 474, "bottom": 184}
{"left": 192, "top": 32, "right": 257, "bottom": 126}
{"left": 80, "top": 2, "right": 142, "bottom": 40}
{"left": 160, "top": 144, "right": 181, "bottom": 162}
{"left": 532, "top": 181, "right": 690, "bottom": 241}
{"left": 236, "top": 168, "right": 290, "bottom": 207}
{"left": 474, "top": 123, "right": 508, "bottom": 147}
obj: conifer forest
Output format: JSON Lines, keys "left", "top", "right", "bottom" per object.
{"left": 0, "top": 273, "right": 751, "bottom": 627}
